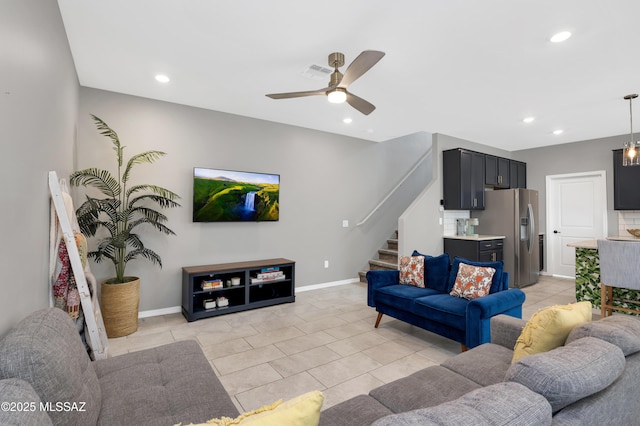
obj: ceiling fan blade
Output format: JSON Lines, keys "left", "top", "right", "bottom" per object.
{"left": 346, "top": 92, "right": 376, "bottom": 115}
{"left": 338, "top": 50, "right": 385, "bottom": 88}
{"left": 266, "top": 87, "right": 331, "bottom": 99}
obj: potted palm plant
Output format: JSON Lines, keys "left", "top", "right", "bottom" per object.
{"left": 70, "top": 114, "right": 180, "bottom": 337}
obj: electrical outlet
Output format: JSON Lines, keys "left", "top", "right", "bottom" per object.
{"left": 324, "top": 260, "right": 329, "bottom": 268}
{"left": 342, "top": 220, "right": 349, "bottom": 228}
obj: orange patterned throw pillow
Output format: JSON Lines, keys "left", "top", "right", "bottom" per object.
{"left": 399, "top": 256, "right": 425, "bottom": 288}
{"left": 450, "top": 263, "right": 495, "bottom": 300}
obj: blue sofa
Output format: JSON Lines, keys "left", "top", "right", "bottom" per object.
{"left": 367, "top": 253, "right": 526, "bottom": 349}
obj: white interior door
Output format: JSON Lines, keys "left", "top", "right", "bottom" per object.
{"left": 546, "top": 171, "right": 607, "bottom": 278}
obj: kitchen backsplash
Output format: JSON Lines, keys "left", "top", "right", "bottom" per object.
{"left": 443, "top": 210, "right": 470, "bottom": 236}
{"left": 445, "top": 210, "right": 639, "bottom": 238}
{"left": 618, "top": 211, "right": 640, "bottom": 236}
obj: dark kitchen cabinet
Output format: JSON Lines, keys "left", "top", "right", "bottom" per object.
{"left": 509, "top": 160, "right": 527, "bottom": 189}
{"left": 443, "top": 149, "right": 485, "bottom": 210}
{"left": 444, "top": 238, "right": 504, "bottom": 263}
{"left": 485, "top": 155, "right": 510, "bottom": 188}
{"left": 613, "top": 149, "right": 640, "bottom": 210}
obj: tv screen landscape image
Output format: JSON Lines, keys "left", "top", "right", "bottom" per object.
{"left": 193, "top": 167, "right": 280, "bottom": 222}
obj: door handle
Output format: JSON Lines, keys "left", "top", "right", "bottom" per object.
{"left": 553, "top": 230, "right": 561, "bottom": 234}
{"left": 526, "top": 203, "right": 535, "bottom": 254}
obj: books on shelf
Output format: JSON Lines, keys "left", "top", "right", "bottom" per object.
{"left": 202, "top": 279, "right": 223, "bottom": 290}
{"left": 251, "top": 270, "right": 285, "bottom": 284}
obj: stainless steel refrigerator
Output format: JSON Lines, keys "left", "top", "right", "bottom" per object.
{"left": 472, "top": 188, "right": 539, "bottom": 288}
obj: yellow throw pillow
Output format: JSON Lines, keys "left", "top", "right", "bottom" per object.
{"left": 512, "top": 301, "right": 592, "bottom": 363}
{"left": 182, "top": 391, "right": 324, "bottom": 426}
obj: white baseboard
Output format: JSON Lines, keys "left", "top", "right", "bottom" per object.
{"left": 296, "top": 277, "right": 360, "bottom": 293}
{"left": 138, "top": 306, "right": 182, "bottom": 319}
{"left": 551, "top": 274, "right": 575, "bottom": 279}
{"left": 138, "top": 278, "right": 360, "bottom": 318}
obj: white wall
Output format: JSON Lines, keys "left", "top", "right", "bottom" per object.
{"left": 0, "top": 0, "right": 78, "bottom": 335}
{"left": 76, "top": 88, "right": 432, "bottom": 312}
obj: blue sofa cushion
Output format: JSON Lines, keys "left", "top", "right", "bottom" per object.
{"left": 447, "top": 257, "right": 505, "bottom": 294}
{"left": 412, "top": 251, "right": 451, "bottom": 293}
{"left": 376, "top": 285, "right": 440, "bottom": 311}
{"left": 412, "top": 294, "right": 469, "bottom": 330}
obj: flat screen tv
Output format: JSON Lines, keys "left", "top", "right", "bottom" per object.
{"left": 193, "top": 167, "right": 280, "bottom": 222}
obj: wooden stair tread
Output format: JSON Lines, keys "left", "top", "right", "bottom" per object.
{"left": 368, "top": 259, "right": 397, "bottom": 269}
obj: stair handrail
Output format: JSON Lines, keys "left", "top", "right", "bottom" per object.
{"left": 357, "top": 147, "right": 432, "bottom": 226}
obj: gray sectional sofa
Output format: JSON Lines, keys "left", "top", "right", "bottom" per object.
{"left": 3, "top": 307, "right": 639, "bottom": 425}
{"left": 320, "top": 314, "right": 640, "bottom": 426}
{"left": 0, "top": 308, "right": 240, "bottom": 425}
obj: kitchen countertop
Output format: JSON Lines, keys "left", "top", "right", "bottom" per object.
{"left": 567, "top": 240, "right": 598, "bottom": 249}
{"left": 444, "top": 235, "right": 505, "bottom": 241}
{"left": 567, "top": 237, "right": 640, "bottom": 249}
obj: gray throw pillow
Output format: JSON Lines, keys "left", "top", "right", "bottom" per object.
{"left": 505, "top": 337, "right": 625, "bottom": 413}
{"left": 371, "top": 382, "right": 552, "bottom": 426}
{"left": 566, "top": 315, "right": 640, "bottom": 356}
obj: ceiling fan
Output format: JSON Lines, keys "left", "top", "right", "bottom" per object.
{"left": 266, "top": 50, "right": 385, "bottom": 115}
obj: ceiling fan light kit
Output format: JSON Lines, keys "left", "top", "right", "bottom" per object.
{"left": 623, "top": 93, "right": 639, "bottom": 167}
{"left": 266, "top": 50, "right": 385, "bottom": 115}
{"left": 327, "top": 88, "right": 347, "bottom": 104}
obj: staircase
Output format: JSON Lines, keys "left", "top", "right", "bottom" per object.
{"left": 359, "top": 231, "right": 399, "bottom": 282}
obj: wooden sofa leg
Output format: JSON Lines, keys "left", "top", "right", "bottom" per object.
{"left": 461, "top": 344, "right": 468, "bottom": 352}
{"left": 374, "top": 312, "right": 383, "bottom": 328}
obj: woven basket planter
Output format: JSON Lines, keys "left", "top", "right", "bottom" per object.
{"left": 101, "top": 277, "right": 140, "bottom": 338}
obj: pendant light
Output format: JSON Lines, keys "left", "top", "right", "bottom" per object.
{"left": 623, "top": 93, "right": 639, "bottom": 166}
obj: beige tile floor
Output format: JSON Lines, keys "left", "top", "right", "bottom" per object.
{"left": 107, "top": 274, "right": 576, "bottom": 412}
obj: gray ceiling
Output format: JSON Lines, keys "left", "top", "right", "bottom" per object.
{"left": 57, "top": 0, "right": 640, "bottom": 151}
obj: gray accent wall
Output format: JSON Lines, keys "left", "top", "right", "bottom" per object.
{"left": 76, "top": 88, "right": 432, "bottom": 312}
{"left": 515, "top": 133, "right": 633, "bottom": 236}
{"left": 0, "top": 0, "right": 79, "bottom": 336}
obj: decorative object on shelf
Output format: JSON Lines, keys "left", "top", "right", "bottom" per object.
{"left": 216, "top": 296, "right": 229, "bottom": 308}
{"left": 627, "top": 229, "right": 640, "bottom": 238}
{"left": 622, "top": 94, "right": 640, "bottom": 166}
{"left": 70, "top": 115, "right": 181, "bottom": 338}
{"left": 203, "top": 299, "right": 216, "bottom": 310}
{"left": 231, "top": 277, "right": 241, "bottom": 286}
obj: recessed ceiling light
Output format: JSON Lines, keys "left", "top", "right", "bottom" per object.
{"left": 343, "top": 118, "right": 353, "bottom": 124}
{"left": 553, "top": 129, "right": 564, "bottom": 135}
{"left": 523, "top": 117, "right": 535, "bottom": 123}
{"left": 550, "top": 31, "right": 572, "bottom": 43}
{"left": 155, "top": 74, "right": 170, "bottom": 83}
